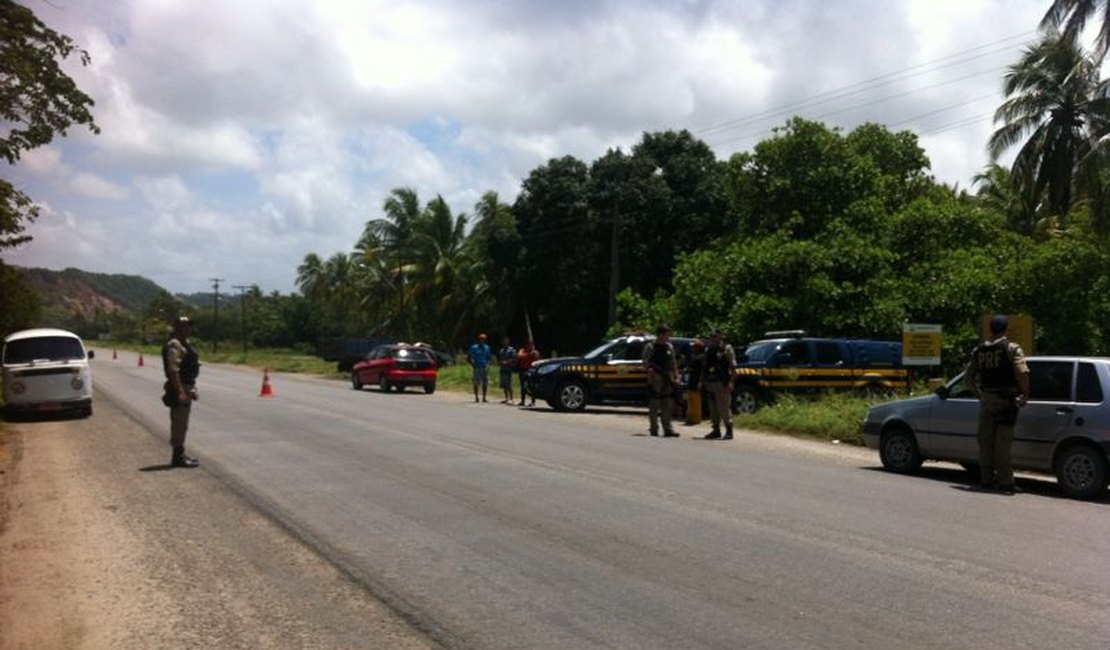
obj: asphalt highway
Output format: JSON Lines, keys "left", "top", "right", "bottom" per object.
{"left": 85, "top": 350, "right": 1110, "bottom": 649}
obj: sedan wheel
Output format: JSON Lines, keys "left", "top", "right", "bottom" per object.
{"left": 379, "top": 376, "right": 392, "bottom": 393}
{"left": 351, "top": 372, "right": 363, "bottom": 390}
{"left": 1055, "top": 445, "right": 1108, "bottom": 500}
{"left": 879, "top": 426, "right": 922, "bottom": 473}
{"left": 424, "top": 383, "right": 436, "bottom": 394}
{"left": 556, "top": 381, "right": 587, "bottom": 411}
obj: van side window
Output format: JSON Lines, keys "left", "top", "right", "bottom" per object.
{"left": 1028, "top": 361, "right": 1073, "bottom": 401}
{"left": 814, "top": 342, "right": 843, "bottom": 366}
{"left": 1076, "top": 362, "right": 1103, "bottom": 403}
{"left": 778, "top": 341, "right": 810, "bottom": 365}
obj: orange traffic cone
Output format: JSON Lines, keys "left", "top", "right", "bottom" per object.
{"left": 259, "top": 368, "right": 273, "bottom": 397}
{"left": 138, "top": 353, "right": 145, "bottom": 367}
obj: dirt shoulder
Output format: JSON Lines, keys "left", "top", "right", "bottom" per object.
{"left": 0, "top": 399, "right": 434, "bottom": 650}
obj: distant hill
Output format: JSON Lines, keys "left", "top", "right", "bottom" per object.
{"left": 18, "top": 267, "right": 169, "bottom": 319}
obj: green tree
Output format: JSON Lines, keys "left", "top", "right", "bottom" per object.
{"left": 988, "top": 32, "right": 1108, "bottom": 224}
{"left": 1042, "top": 0, "right": 1110, "bottom": 60}
{"left": 1, "top": 0, "right": 99, "bottom": 249}
{"left": 513, "top": 155, "right": 604, "bottom": 353}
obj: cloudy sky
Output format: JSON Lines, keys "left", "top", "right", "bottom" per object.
{"left": 6, "top": 0, "right": 1051, "bottom": 295}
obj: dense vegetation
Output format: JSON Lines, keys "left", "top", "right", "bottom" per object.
{"left": 6, "top": 3, "right": 1110, "bottom": 378}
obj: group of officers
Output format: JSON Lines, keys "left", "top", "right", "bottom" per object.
{"left": 640, "top": 316, "right": 1030, "bottom": 495}
{"left": 642, "top": 323, "right": 735, "bottom": 440}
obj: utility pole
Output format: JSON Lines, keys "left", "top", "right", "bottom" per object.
{"left": 233, "top": 284, "right": 249, "bottom": 355}
{"left": 607, "top": 209, "right": 621, "bottom": 330}
{"left": 210, "top": 278, "right": 224, "bottom": 354}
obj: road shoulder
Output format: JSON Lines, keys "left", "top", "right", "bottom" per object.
{"left": 0, "top": 399, "right": 434, "bottom": 650}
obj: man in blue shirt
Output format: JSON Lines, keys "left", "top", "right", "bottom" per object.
{"left": 468, "top": 333, "right": 492, "bottom": 403}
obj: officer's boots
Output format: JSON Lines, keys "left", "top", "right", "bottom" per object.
{"left": 172, "top": 446, "right": 199, "bottom": 468}
{"left": 704, "top": 424, "right": 722, "bottom": 440}
{"left": 722, "top": 423, "right": 734, "bottom": 440}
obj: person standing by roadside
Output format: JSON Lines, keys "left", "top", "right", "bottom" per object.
{"left": 468, "top": 333, "right": 492, "bottom": 403}
{"left": 497, "top": 336, "right": 517, "bottom": 404}
{"left": 643, "top": 324, "right": 680, "bottom": 437}
{"left": 702, "top": 328, "right": 736, "bottom": 440}
{"left": 516, "top": 340, "right": 540, "bottom": 406}
{"left": 965, "top": 314, "right": 1030, "bottom": 494}
{"left": 161, "top": 316, "right": 200, "bottom": 468}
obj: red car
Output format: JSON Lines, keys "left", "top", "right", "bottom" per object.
{"left": 351, "top": 344, "right": 438, "bottom": 394}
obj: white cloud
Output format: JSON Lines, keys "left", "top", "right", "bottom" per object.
{"left": 5, "top": 0, "right": 1055, "bottom": 294}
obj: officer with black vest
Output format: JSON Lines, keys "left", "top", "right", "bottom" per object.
{"left": 642, "top": 324, "right": 680, "bottom": 437}
{"left": 702, "top": 328, "right": 736, "bottom": 440}
{"left": 965, "top": 314, "right": 1030, "bottom": 493}
{"left": 162, "top": 316, "right": 200, "bottom": 468}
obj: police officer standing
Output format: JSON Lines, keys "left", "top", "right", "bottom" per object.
{"left": 643, "top": 324, "right": 680, "bottom": 437}
{"left": 162, "top": 316, "right": 200, "bottom": 468}
{"left": 965, "top": 314, "right": 1030, "bottom": 494}
{"left": 702, "top": 328, "right": 736, "bottom": 440}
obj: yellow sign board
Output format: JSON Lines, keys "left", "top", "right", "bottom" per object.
{"left": 902, "top": 324, "right": 942, "bottom": 366}
{"left": 980, "top": 314, "right": 1034, "bottom": 355}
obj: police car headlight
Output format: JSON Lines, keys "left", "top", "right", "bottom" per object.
{"left": 536, "top": 364, "right": 559, "bottom": 375}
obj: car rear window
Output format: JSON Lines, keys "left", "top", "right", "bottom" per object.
{"left": 1076, "top": 362, "right": 1103, "bottom": 403}
{"left": 3, "top": 336, "right": 85, "bottom": 364}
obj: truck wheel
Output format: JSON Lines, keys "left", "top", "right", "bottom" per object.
{"left": 555, "top": 380, "right": 587, "bottom": 411}
{"left": 351, "top": 372, "right": 363, "bottom": 390}
{"left": 1055, "top": 444, "right": 1108, "bottom": 500}
{"left": 879, "top": 425, "right": 922, "bottom": 473}
{"left": 732, "top": 387, "right": 759, "bottom": 414}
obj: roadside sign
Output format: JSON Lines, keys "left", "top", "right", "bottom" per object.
{"left": 902, "top": 323, "right": 942, "bottom": 366}
{"left": 980, "top": 313, "right": 1034, "bottom": 355}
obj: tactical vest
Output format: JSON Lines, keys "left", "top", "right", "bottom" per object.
{"left": 975, "top": 340, "right": 1016, "bottom": 391}
{"left": 648, "top": 342, "right": 673, "bottom": 372}
{"left": 704, "top": 345, "right": 730, "bottom": 381}
{"left": 164, "top": 337, "right": 201, "bottom": 384}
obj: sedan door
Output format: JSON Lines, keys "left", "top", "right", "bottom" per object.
{"left": 924, "top": 373, "right": 980, "bottom": 460}
{"left": 1012, "top": 360, "right": 1077, "bottom": 471}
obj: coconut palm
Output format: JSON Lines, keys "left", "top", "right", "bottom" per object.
{"left": 1042, "top": 0, "right": 1110, "bottom": 60}
{"left": 987, "top": 31, "right": 1109, "bottom": 225}
{"left": 972, "top": 162, "right": 1043, "bottom": 235}
{"left": 362, "top": 187, "right": 423, "bottom": 338}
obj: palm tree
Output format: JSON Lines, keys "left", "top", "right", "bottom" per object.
{"left": 988, "top": 31, "right": 1109, "bottom": 225}
{"left": 362, "top": 187, "right": 423, "bottom": 338}
{"left": 972, "top": 163, "right": 1042, "bottom": 235}
{"left": 409, "top": 195, "right": 470, "bottom": 344}
{"left": 1042, "top": 0, "right": 1110, "bottom": 60}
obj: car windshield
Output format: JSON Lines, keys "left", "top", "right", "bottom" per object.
{"left": 741, "top": 341, "right": 780, "bottom": 363}
{"left": 583, "top": 341, "right": 618, "bottom": 359}
{"left": 3, "top": 336, "right": 85, "bottom": 364}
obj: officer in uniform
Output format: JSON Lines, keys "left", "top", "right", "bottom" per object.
{"left": 965, "top": 314, "right": 1030, "bottom": 493}
{"left": 702, "top": 328, "right": 736, "bottom": 440}
{"left": 642, "top": 324, "right": 680, "bottom": 437}
{"left": 162, "top": 316, "right": 200, "bottom": 468}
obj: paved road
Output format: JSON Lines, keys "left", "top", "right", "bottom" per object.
{"left": 83, "top": 350, "right": 1110, "bottom": 648}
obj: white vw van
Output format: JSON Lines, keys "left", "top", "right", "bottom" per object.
{"left": 1, "top": 328, "right": 94, "bottom": 417}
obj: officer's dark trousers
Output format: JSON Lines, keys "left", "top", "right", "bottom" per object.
{"left": 977, "top": 394, "right": 1017, "bottom": 488}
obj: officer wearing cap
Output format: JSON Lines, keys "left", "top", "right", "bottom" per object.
{"left": 642, "top": 324, "right": 680, "bottom": 437}
{"left": 702, "top": 328, "right": 736, "bottom": 440}
{"left": 162, "top": 316, "right": 200, "bottom": 468}
{"left": 468, "top": 332, "right": 492, "bottom": 403}
{"left": 965, "top": 314, "right": 1030, "bottom": 494}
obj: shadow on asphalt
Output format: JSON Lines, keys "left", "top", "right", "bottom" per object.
{"left": 861, "top": 465, "right": 1110, "bottom": 504}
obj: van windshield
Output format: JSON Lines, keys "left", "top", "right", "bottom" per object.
{"left": 4, "top": 337, "right": 85, "bottom": 364}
